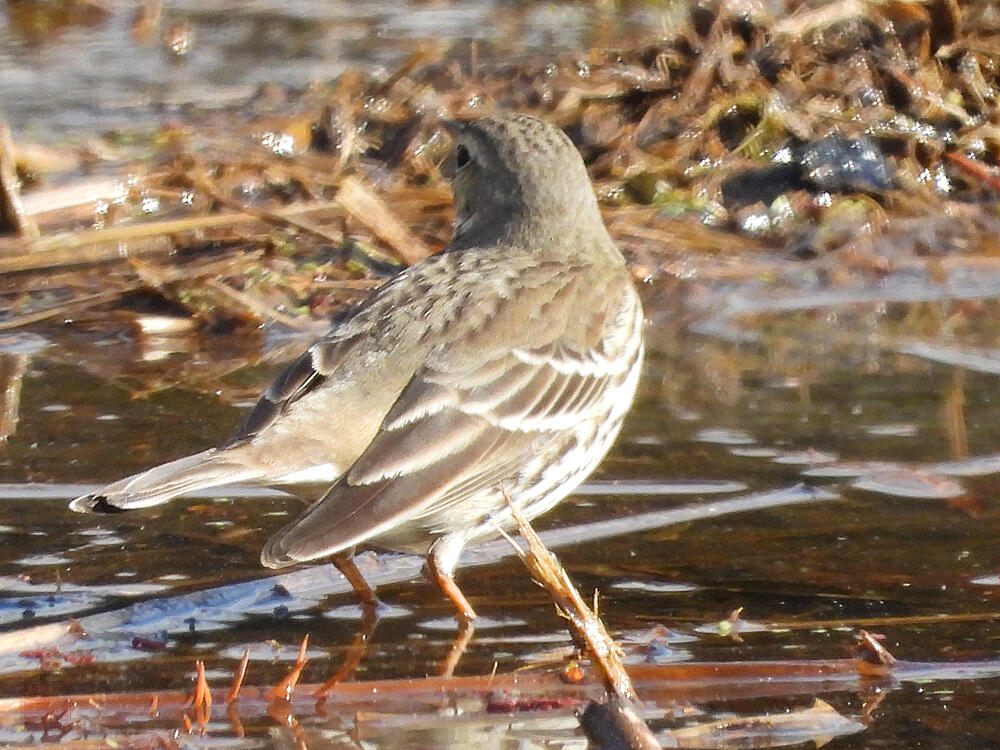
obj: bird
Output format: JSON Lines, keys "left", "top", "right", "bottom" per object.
{"left": 70, "top": 113, "right": 645, "bottom": 621}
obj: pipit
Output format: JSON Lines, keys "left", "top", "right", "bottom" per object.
{"left": 71, "top": 113, "right": 645, "bottom": 621}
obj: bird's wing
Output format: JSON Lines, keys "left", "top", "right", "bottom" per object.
{"left": 226, "top": 337, "right": 354, "bottom": 446}
{"left": 260, "top": 271, "right": 641, "bottom": 567}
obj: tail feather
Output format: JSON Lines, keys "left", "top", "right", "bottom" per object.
{"left": 69, "top": 449, "right": 262, "bottom": 513}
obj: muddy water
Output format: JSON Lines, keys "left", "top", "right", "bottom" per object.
{"left": 2, "top": 278, "right": 1000, "bottom": 746}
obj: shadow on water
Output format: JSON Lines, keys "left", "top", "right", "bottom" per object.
{"left": 2, "top": 269, "right": 1000, "bottom": 746}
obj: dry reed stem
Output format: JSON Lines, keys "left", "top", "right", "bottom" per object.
{"left": 336, "top": 175, "right": 431, "bottom": 265}
{"left": 0, "top": 124, "right": 38, "bottom": 240}
{"left": 500, "top": 498, "right": 635, "bottom": 700}
{"left": 374, "top": 47, "right": 435, "bottom": 96}
{"left": 186, "top": 173, "right": 345, "bottom": 246}
{"left": 499, "top": 498, "right": 661, "bottom": 749}
{"left": 20, "top": 176, "right": 125, "bottom": 218}
{"left": 225, "top": 648, "right": 250, "bottom": 704}
{"left": 0, "top": 199, "right": 341, "bottom": 274}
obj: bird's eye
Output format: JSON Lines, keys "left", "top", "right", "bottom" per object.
{"left": 455, "top": 144, "right": 472, "bottom": 170}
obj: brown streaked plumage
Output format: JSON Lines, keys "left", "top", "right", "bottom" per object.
{"left": 71, "top": 113, "right": 645, "bottom": 620}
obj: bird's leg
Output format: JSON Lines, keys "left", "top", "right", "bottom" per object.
{"left": 439, "top": 616, "right": 475, "bottom": 678}
{"left": 315, "top": 603, "right": 379, "bottom": 692}
{"left": 424, "top": 540, "right": 478, "bottom": 621}
{"left": 332, "top": 552, "right": 381, "bottom": 609}
{"left": 424, "top": 540, "right": 476, "bottom": 677}
{"left": 316, "top": 553, "right": 382, "bottom": 691}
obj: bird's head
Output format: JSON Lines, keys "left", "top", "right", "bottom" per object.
{"left": 444, "top": 114, "right": 601, "bottom": 246}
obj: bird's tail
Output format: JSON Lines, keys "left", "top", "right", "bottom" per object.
{"left": 69, "top": 449, "right": 262, "bottom": 513}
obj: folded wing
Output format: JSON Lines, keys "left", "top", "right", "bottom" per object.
{"left": 260, "top": 275, "right": 640, "bottom": 567}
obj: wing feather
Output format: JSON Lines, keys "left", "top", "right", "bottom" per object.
{"left": 261, "top": 428, "right": 507, "bottom": 565}
{"left": 348, "top": 411, "right": 487, "bottom": 484}
{"left": 227, "top": 336, "right": 358, "bottom": 446}
{"left": 485, "top": 363, "right": 562, "bottom": 423}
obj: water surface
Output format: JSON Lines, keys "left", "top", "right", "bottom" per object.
{"left": 2, "top": 279, "right": 1000, "bottom": 747}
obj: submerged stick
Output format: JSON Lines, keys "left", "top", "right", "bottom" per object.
{"left": 225, "top": 649, "right": 250, "bottom": 704}
{"left": 0, "top": 484, "right": 836, "bottom": 655}
{"left": 0, "top": 655, "right": 959, "bottom": 720}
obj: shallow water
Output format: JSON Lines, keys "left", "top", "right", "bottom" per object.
{"left": 3, "top": 276, "right": 1000, "bottom": 746}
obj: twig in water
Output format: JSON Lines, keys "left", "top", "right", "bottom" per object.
{"left": 265, "top": 634, "right": 310, "bottom": 701}
{"left": 188, "top": 660, "right": 212, "bottom": 730}
{"left": 226, "top": 648, "right": 250, "bottom": 704}
{"left": 499, "top": 498, "right": 634, "bottom": 699}
{"left": 499, "top": 496, "right": 659, "bottom": 750}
